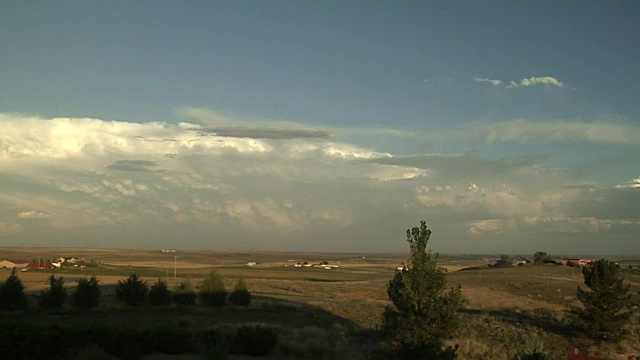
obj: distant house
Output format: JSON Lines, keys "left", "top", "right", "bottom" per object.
{"left": 246, "top": 262, "right": 257, "bottom": 267}
{"left": 0, "top": 260, "right": 16, "bottom": 269}
{"left": 562, "top": 258, "right": 594, "bottom": 267}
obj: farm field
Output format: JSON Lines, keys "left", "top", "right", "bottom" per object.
{"left": 1, "top": 247, "right": 639, "bottom": 360}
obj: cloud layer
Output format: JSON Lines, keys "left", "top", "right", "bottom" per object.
{"left": 0, "top": 111, "right": 638, "bottom": 254}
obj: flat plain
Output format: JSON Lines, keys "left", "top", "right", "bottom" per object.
{"left": 1, "top": 247, "right": 638, "bottom": 360}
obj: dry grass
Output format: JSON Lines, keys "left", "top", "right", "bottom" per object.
{"left": 2, "top": 247, "right": 639, "bottom": 359}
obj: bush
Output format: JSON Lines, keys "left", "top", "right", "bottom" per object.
{"left": 194, "top": 327, "right": 233, "bottom": 359}
{"left": 0, "top": 268, "right": 27, "bottom": 311}
{"left": 39, "top": 275, "right": 67, "bottom": 309}
{"left": 200, "top": 271, "right": 227, "bottom": 307}
{"left": 231, "top": 325, "right": 278, "bottom": 357}
{"left": 116, "top": 273, "right": 148, "bottom": 306}
{"left": 72, "top": 276, "right": 101, "bottom": 309}
{"left": 229, "top": 278, "right": 251, "bottom": 307}
{"left": 148, "top": 279, "right": 171, "bottom": 306}
{"left": 173, "top": 278, "right": 197, "bottom": 305}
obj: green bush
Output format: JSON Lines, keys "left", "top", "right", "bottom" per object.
{"left": 72, "top": 276, "right": 101, "bottom": 309}
{"left": 116, "top": 273, "right": 148, "bottom": 306}
{"left": 231, "top": 325, "right": 278, "bottom": 357}
{"left": 148, "top": 279, "right": 171, "bottom": 306}
{"left": 199, "top": 271, "right": 227, "bottom": 307}
{"left": 194, "top": 327, "right": 233, "bottom": 359}
{"left": 39, "top": 275, "right": 67, "bottom": 309}
{"left": 0, "top": 268, "right": 27, "bottom": 311}
{"left": 229, "top": 278, "right": 251, "bottom": 307}
{"left": 173, "top": 278, "right": 197, "bottom": 305}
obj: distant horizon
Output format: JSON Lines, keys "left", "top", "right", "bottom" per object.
{"left": 1, "top": 245, "right": 637, "bottom": 260}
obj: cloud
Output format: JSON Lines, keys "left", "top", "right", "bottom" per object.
{"left": 107, "top": 160, "right": 162, "bottom": 172}
{"left": 191, "top": 125, "right": 331, "bottom": 140}
{"left": 180, "top": 108, "right": 332, "bottom": 140}
{"left": 0, "top": 111, "right": 638, "bottom": 254}
{"left": 615, "top": 177, "right": 640, "bottom": 189}
{"left": 17, "top": 210, "right": 51, "bottom": 219}
{"left": 428, "top": 119, "right": 640, "bottom": 145}
{"left": 474, "top": 77, "right": 503, "bottom": 86}
{"left": 506, "top": 76, "right": 564, "bottom": 88}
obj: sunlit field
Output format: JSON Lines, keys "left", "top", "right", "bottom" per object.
{"left": 1, "top": 247, "right": 639, "bottom": 359}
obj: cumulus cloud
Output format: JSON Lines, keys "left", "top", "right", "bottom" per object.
{"left": 474, "top": 77, "right": 503, "bottom": 86}
{"left": 0, "top": 111, "right": 638, "bottom": 254}
{"left": 506, "top": 76, "right": 564, "bottom": 88}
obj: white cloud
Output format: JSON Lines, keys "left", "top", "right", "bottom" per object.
{"left": 474, "top": 77, "right": 503, "bottom": 86}
{"left": 17, "top": 210, "right": 51, "bottom": 219}
{"left": 615, "top": 177, "right": 640, "bottom": 189}
{"left": 0, "top": 111, "right": 638, "bottom": 253}
{"left": 506, "top": 76, "right": 564, "bottom": 88}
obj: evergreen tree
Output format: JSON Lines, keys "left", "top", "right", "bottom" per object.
{"left": 72, "top": 276, "right": 101, "bottom": 309}
{"left": 148, "top": 278, "right": 172, "bottom": 306}
{"left": 229, "top": 278, "right": 251, "bottom": 307}
{"left": 39, "top": 275, "right": 67, "bottom": 309}
{"left": 381, "top": 221, "right": 463, "bottom": 359}
{"left": 116, "top": 273, "right": 148, "bottom": 306}
{"left": 0, "top": 268, "right": 27, "bottom": 311}
{"left": 570, "top": 259, "right": 634, "bottom": 342}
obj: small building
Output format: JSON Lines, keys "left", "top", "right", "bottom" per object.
{"left": 562, "top": 258, "right": 594, "bottom": 267}
{"left": 5, "top": 260, "right": 30, "bottom": 269}
{"left": 246, "top": 262, "right": 257, "bottom": 267}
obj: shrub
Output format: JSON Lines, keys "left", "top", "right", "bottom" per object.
{"left": 173, "top": 278, "right": 197, "bottom": 305}
{"left": 115, "top": 273, "right": 148, "bottom": 306}
{"left": 229, "top": 278, "right": 251, "bottom": 307}
{"left": 0, "top": 268, "right": 27, "bottom": 311}
{"left": 200, "top": 271, "right": 227, "bottom": 307}
{"left": 39, "top": 275, "right": 67, "bottom": 309}
{"left": 194, "top": 327, "right": 233, "bottom": 359}
{"left": 231, "top": 325, "right": 278, "bottom": 357}
{"left": 148, "top": 279, "right": 171, "bottom": 306}
{"left": 72, "top": 276, "right": 101, "bottom": 309}
{"left": 515, "top": 334, "right": 547, "bottom": 360}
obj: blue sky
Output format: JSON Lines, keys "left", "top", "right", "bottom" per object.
{"left": 1, "top": 2, "right": 639, "bottom": 255}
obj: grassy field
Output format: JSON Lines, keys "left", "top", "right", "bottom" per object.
{"left": 1, "top": 247, "right": 639, "bottom": 360}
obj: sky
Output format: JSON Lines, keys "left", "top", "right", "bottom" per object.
{"left": 1, "top": 2, "right": 639, "bottom": 255}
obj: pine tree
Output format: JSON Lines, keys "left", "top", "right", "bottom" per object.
{"left": 72, "top": 276, "right": 101, "bottom": 309}
{"left": 570, "top": 259, "right": 633, "bottom": 342}
{"left": 381, "top": 221, "right": 463, "bottom": 359}
{"left": 39, "top": 275, "right": 67, "bottom": 309}
{"left": 0, "top": 268, "right": 27, "bottom": 311}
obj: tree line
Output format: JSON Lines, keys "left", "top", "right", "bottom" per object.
{"left": 0, "top": 270, "right": 251, "bottom": 310}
